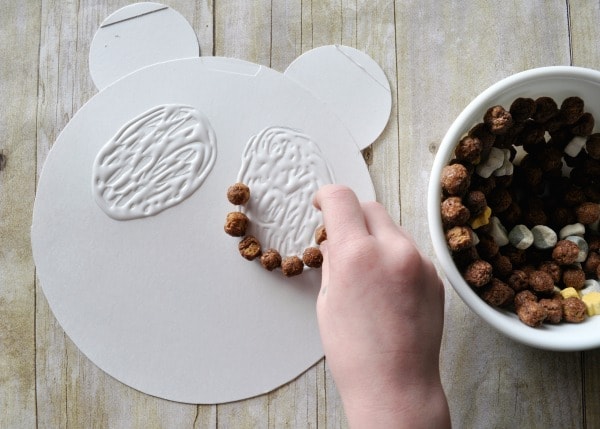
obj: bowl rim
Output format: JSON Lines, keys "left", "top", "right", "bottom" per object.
{"left": 427, "top": 65, "right": 600, "bottom": 351}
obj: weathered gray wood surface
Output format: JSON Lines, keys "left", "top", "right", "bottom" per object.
{"left": 2, "top": 1, "right": 600, "bottom": 427}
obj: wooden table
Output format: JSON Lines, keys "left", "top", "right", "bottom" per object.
{"left": 3, "top": 1, "right": 600, "bottom": 427}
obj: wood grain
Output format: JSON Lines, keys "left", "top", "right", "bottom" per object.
{"left": 3, "top": 0, "right": 600, "bottom": 427}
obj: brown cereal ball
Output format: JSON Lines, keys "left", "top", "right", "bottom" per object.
{"left": 476, "top": 234, "right": 500, "bottom": 259}
{"left": 470, "top": 175, "right": 496, "bottom": 195}
{"left": 227, "top": 183, "right": 250, "bottom": 205}
{"left": 588, "top": 235, "right": 600, "bottom": 253}
{"left": 452, "top": 246, "right": 480, "bottom": 269}
{"left": 455, "top": 136, "right": 483, "bottom": 163}
{"left": 533, "top": 97, "right": 559, "bottom": 123}
{"left": 260, "top": 249, "right": 282, "bottom": 271}
{"left": 584, "top": 251, "right": 600, "bottom": 276}
{"left": 463, "top": 259, "right": 493, "bottom": 287}
{"left": 528, "top": 270, "right": 555, "bottom": 295}
{"left": 539, "top": 298, "right": 563, "bottom": 324}
{"left": 224, "top": 212, "right": 249, "bottom": 236}
{"left": 484, "top": 105, "right": 513, "bottom": 135}
{"left": 469, "top": 122, "right": 496, "bottom": 152}
{"left": 314, "top": 225, "right": 327, "bottom": 245}
{"left": 281, "top": 256, "right": 304, "bottom": 277}
{"left": 504, "top": 245, "right": 527, "bottom": 267}
{"left": 441, "top": 197, "right": 471, "bottom": 228}
{"left": 498, "top": 202, "right": 522, "bottom": 228}
{"left": 464, "top": 190, "right": 487, "bottom": 216}
{"left": 441, "top": 163, "right": 471, "bottom": 196}
{"left": 487, "top": 187, "right": 512, "bottom": 213}
{"left": 514, "top": 290, "right": 538, "bottom": 310}
{"left": 575, "top": 202, "right": 600, "bottom": 225}
{"left": 303, "top": 247, "right": 323, "bottom": 268}
{"left": 538, "top": 260, "right": 562, "bottom": 284}
{"left": 586, "top": 133, "right": 600, "bottom": 159}
{"left": 560, "top": 96, "right": 585, "bottom": 125}
{"left": 552, "top": 240, "right": 580, "bottom": 265}
{"left": 548, "top": 206, "right": 575, "bottom": 230}
{"left": 507, "top": 270, "right": 529, "bottom": 292}
{"left": 571, "top": 112, "right": 595, "bottom": 136}
{"left": 445, "top": 226, "right": 473, "bottom": 252}
{"left": 238, "top": 236, "right": 262, "bottom": 260}
{"left": 517, "top": 300, "right": 548, "bottom": 327}
{"left": 562, "top": 267, "right": 586, "bottom": 290}
{"left": 509, "top": 97, "right": 536, "bottom": 122}
{"left": 562, "top": 296, "right": 587, "bottom": 323}
{"left": 480, "top": 278, "right": 515, "bottom": 307}
{"left": 491, "top": 254, "right": 513, "bottom": 279}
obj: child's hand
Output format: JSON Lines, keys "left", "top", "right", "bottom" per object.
{"left": 313, "top": 185, "right": 450, "bottom": 428}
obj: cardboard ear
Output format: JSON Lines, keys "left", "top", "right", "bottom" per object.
{"left": 89, "top": 2, "right": 199, "bottom": 90}
{"left": 284, "top": 45, "right": 392, "bottom": 150}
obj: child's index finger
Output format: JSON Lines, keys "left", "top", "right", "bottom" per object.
{"left": 313, "top": 184, "right": 370, "bottom": 245}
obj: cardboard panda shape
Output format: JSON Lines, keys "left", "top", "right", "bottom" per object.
{"left": 32, "top": 2, "right": 391, "bottom": 404}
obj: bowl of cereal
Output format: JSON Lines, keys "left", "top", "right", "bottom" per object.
{"left": 428, "top": 66, "right": 600, "bottom": 350}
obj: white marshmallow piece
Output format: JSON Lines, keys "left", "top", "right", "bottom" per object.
{"left": 489, "top": 216, "right": 509, "bottom": 246}
{"left": 559, "top": 223, "right": 586, "bottom": 239}
{"left": 564, "top": 136, "right": 587, "bottom": 158}
{"left": 476, "top": 147, "right": 505, "bottom": 178}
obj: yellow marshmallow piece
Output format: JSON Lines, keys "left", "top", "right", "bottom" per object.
{"left": 470, "top": 206, "right": 492, "bottom": 229}
{"left": 582, "top": 292, "right": 600, "bottom": 316}
{"left": 560, "top": 287, "right": 580, "bottom": 300}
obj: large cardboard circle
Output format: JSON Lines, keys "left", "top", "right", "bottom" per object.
{"left": 32, "top": 56, "right": 375, "bottom": 403}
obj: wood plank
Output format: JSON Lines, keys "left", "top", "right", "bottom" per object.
{"left": 213, "top": 1, "right": 272, "bottom": 425}
{"left": 0, "top": 3, "right": 41, "bottom": 428}
{"left": 569, "top": 2, "right": 600, "bottom": 427}
{"left": 394, "top": 1, "right": 582, "bottom": 427}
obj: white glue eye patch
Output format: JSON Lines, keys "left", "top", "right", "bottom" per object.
{"left": 238, "top": 127, "right": 334, "bottom": 257}
{"left": 92, "top": 104, "right": 217, "bottom": 220}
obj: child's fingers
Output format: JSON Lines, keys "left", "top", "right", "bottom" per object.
{"left": 360, "top": 201, "right": 400, "bottom": 238}
{"left": 313, "top": 185, "right": 369, "bottom": 246}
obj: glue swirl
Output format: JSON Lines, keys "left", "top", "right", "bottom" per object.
{"left": 238, "top": 126, "right": 334, "bottom": 256}
{"left": 92, "top": 104, "right": 217, "bottom": 220}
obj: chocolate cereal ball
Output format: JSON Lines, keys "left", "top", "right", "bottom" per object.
{"left": 484, "top": 105, "right": 513, "bottom": 134}
{"left": 538, "top": 260, "right": 562, "bottom": 284}
{"left": 463, "top": 260, "right": 493, "bottom": 288}
{"left": 562, "top": 267, "right": 586, "bottom": 290}
{"left": 455, "top": 135, "right": 483, "bottom": 163}
{"left": 517, "top": 300, "right": 548, "bottom": 327}
{"left": 238, "top": 236, "right": 261, "bottom": 261}
{"left": 224, "top": 212, "right": 249, "bottom": 237}
{"left": 540, "top": 298, "right": 563, "bottom": 324}
{"left": 314, "top": 225, "right": 327, "bottom": 245}
{"left": 507, "top": 270, "right": 529, "bottom": 292}
{"left": 528, "top": 270, "right": 555, "bottom": 295}
{"left": 227, "top": 183, "right": 250, "bottom": 205}
{"left": 441, "top": 163, "right": 471, "bottom": 196}
{"left": 445, "top": 226, "right": 473, "bottom": 252}
{"left": 575, "top": 202, "right": 600, "bottom": 225}
{"left": 560, "top": 96, "right": 585, "bottom": 125}
{"left": 464, "top": 190, "right": 487, "bottom": 216}
{"left": 480, "top": 278, "right": 515, "bottom": 307}
{"left": 552, "top": 240, "right": 580, "bottom": 265}
{"left": 281, "top": 256, "right": 304, "bottom": 277}
{"left": 260, "top": 249, "right": 282, "bottom": 271}
{"left": 302, "top": 247, "right": 323, "bottom": 268}
{"left": 514, "top": 290, "right": 537, "bottom": 310}
{"left": 562, "top": 297, "right": 587, "bottom": 323}
{"left": 441, "top": 197, "right": 470, "bottom": 228}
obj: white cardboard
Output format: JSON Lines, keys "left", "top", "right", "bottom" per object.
{"left": 32, "top": 55, "right": 384, "bottom": 403}
{"left": 285, "top": 45, "right": 392, "bottom": 150}
{"left": 89, "top": 2, "right": 199, "bottom": 90}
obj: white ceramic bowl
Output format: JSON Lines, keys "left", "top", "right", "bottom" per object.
{"left": 428, "top": 66, "right": 600, "bottom": 351}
